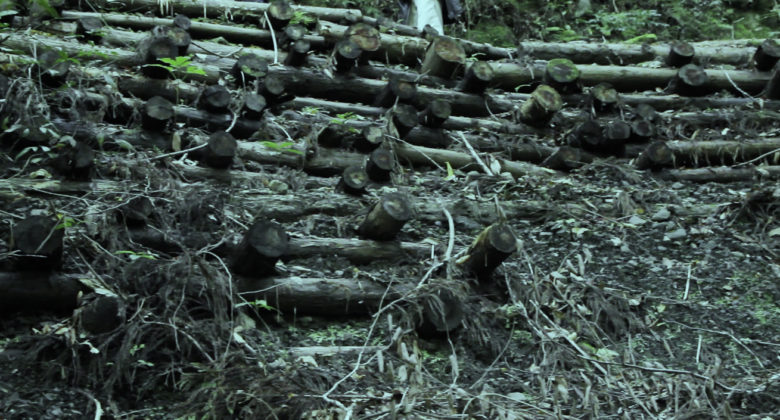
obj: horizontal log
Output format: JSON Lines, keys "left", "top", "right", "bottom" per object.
{"left": 0, "top": 272, "right": 84, "bottom": 314}
{"left": 659, "top": 165, "right": 780, "bottom": 182}
{"left": 237, "top": 275, "right": 409, "bottom": 316}
{"left": 61, "top": 10, "right": 328, "bottom": 50}
{"left": 317, "top": 21, "right": 766, "bottom": 67}
{"left": 89, "top": 0, "right": 362, "bottom": 23}
{"left": 492, "top": 62, "right": 769, "bottom": 94}
{"left": 125, "top": 228, "right": 432, "bottom": 264}
{"left": 665, "top": 139, "right": 780, "bottom": 167}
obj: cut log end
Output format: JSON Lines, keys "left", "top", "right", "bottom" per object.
{"left": 142, "top": 95, "right": 174, "bottom": 131}
{"left": 754, "top": 38, "right": 780, "bottom": 71}
{"left": 590, "top": 83, "right": 619, "bottom": 113}
{"left": 391, "top": 103, "right": 419, "bottom": 138}
{"left": 267, "top": 0, "right": 294, "bottom": 30}
{"left": 517, "top": 84, "right": 562, "bottom": 127}
{"left": 420, "top": 99, "right": 451, "bottom": 127}
{"left": 205, "top": 131, "right": 237, "bottom": 169}
{"left": 358, "top": 192, "right": 413, "bottom": 240}
{"left": 353, "top": 126, "right": 384, "bottom": 153}
{"left": 465, "top": 223, "right": 517, "bottom": 281}
{"left": 346, "top": 22, "right": 381, "bottom": 55}
{"left": 11, "top": 215, "right": 64, "bottom": 270}
{"left": 339, "top": 165, "right": 369, "bottom": 195}
{"left": 232, "top": 54, "right": 269, "bottom": 84}
{"left": 421, "top": 36, "right": 466, "bottom": 79}
{"left": 199, "top": 85, "right": 232, "bottom": 113}
{"left": 544, "top": 58, "right": 580, "bottom": 94}
{"left": 366, "top": 148, "right": 395, "bottom": 182}
{"left": 667, "top": 42, "right": 695, "bottom": 68}
{"left": 541, "top": 146, "right": 585, "bottom": 171}
{"left": 459, "top": 61, "right": 494, "bottom": 94}
{"left": 634, "top": 141, "right": 673, "bottom": 170}
{"left": 233, "top": 220, "right": 289, "bottom": 277}
{"left": 334, "top": 39, "right": 362, "bottom": 73}
{"left": 675, "top": 64, "right": 709, "bottom": 96}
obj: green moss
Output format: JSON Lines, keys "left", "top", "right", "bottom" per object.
{"left": 466, "top": 20, "right": 516, "bottom": 47}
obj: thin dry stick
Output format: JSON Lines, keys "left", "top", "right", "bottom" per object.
{"left": 457, "top": 132, "right": 493, "bottom": 175}
{"left": 265, "top": 11, "right": 279, "bottom": 64}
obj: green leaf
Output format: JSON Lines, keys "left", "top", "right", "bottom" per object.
{"left": 185, "top": 65, "right": 207, "bottom": 76}
{"left": 624, "top": 33, "right": 657, "bottom": 44}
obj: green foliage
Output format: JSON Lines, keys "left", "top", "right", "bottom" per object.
{"left": 259, "top": 140, "right": 303, "bottom": 155}
{"left": 289, "top": 10, "right": 315, "bottom": 26}
{"left": 466, "top": 20, "right": 517, "bottom": 46}
{"left": 145, "top": 55, "right": 207, "bottom": 78}
{"left": 115, "top": 250, "right": 158, "bottom": 260}
{"left": 55, "top": 213, "right": 79, "bottom": 230}
{"left": 592, "top": 9, "right": 662, "bottom": 40}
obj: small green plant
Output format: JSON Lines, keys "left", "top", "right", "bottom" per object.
{"left": 289, "top": 10, "right": 315, "bottom": 26}
{"left": 259, "top": 140, "right": 303, "bottom": 155}
{"left": 115, "top": 250, "right": 158, "bottom": 260}
{"left": 145, "top": 55, "right": 207, "bottom": 78}
{"left": 330, "top": 112, "right": 358, "bottom": 124}
{"left": 301, "top": 106, "right": 320, "bottom": 115}
{"left": 55, "top": 213, "right": 80, "bottom": 230}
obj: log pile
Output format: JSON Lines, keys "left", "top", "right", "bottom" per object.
{"left": 0, "top": 2, "right": 778, "bottom": 415}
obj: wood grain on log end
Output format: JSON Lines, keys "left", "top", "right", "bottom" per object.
{"left": 464, "top": 223, "right": 517, "bottom": 282}
{"left": 233, "top": 220, "right": 289, "bottom": 277}
{"left": 338, "top": 164, "right": 368, "bottom": 195}
{"left": 391, "top": 103, "right": 419, "bottom": 138}
{"left": 142, "top": 95, "right": 174, "bottom": 131}
{"left": 421, "top": 36, "right": 466, "bottom": 79}
{"left": 11, "top": 215, "right": 64, "bottom": 270}
{"left": 460, "top": 61, "right": 494, "bottom": 94}
{"left": 358, "top": 192, "right": 413, "bottom": 240}
{"left": 204, "top": 131, "right": 237, "bottom": 169}
{"left": 199, "top": 85, "right": 231, "bottom": 113}
{"left": 517, "top": 84, "right": 562, "bottom": 127}
{"left": 333, "top": 39, "right": 362, "bottom": 73}
{"left": 420, "top": 98, "right": 451, "bottom": 127}
{"left": 366, "top": 148, "right": 395, "bottom": 182}
{"left": 232, "top": 54, "right": 269, "bottom": 84}
{"left": 667, "top": 42, "right": 695, "bottom": 67}
{"left": 590, "top": 83, "right": 619, "bottom": 113}
{"left": 675, "top": 64, "right": 709, "bottom": 97}
{"left": 634, "top": 141, "right": 673, "bottom": 170}
{"left": 544, "top": 58, "right": 581, "bottom": 94}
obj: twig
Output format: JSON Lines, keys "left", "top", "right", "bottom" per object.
{"left": 457, "top": 132, "right": 493, "bottom": 176}
{"left": 150, "top": 143, "right": 207, "bottom": 161}
{"left": 265, "top": 11, "right": 279, "bottom": 64}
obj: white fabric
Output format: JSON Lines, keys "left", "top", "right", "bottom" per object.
{"left": 409, "top": 0, "right": 444, "bottom": 35}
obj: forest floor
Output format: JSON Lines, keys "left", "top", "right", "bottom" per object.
{"left": 0, "top": 0, "right": 778, "bottom": 419}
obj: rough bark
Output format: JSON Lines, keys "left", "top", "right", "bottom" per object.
{"left": 236, "top": 276, "right": 408, "bottom": 316}
{"left": 62, "top": 10, "right": 328, "bottom": 51}
{"left": 659, "top": 165, "right": 780, "bottom": 182}
{"left": 88, "top": 0, "right": 363, "bottom": 23}
{"left": 491, "top": 62, "right": 769, "bottom": 94}
{"left": 0, "top": 272, "right": 84, "bottom": 314}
